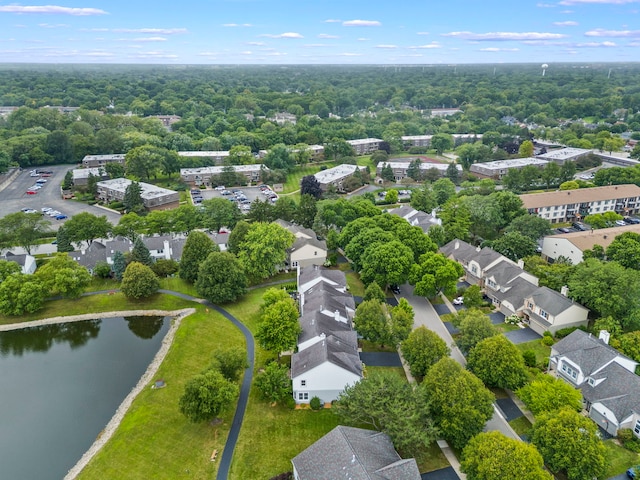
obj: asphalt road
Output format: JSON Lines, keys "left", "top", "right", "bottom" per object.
{"left": 0, "top": 165, "right": 121, "bottom": 229}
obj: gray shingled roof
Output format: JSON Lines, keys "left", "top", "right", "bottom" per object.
{"left": 528, "top": 286, "right": 587, "bottom": 317}
{"left": 298, "top": 266, "right": 347, "bottom": 290}
{"left": 491, "top": 276, "right": 539, "bottom": 309}
{"left": 475, "top": 247, "right": 504, "bottom": 270}
{"left": 552, "top": 330, "right": 633, "bottom": 377}
{"left": 440, "top": 239, "right": 478, "bottom": 264}
{"left": 70, "top": 241, "right": 108, "bottom": 270}
{"left": 582, "top": 361, "right": 640, "bottom": 423}
{"left": 484, "top": 259, "right": 524, "bottom": 286}
{"left": 291, "top": 335, "right": 362, "bottom": 378}
{"left": 291, "top": 426, "right": 421, "bottom": 480}
{"left": 303, "top": 286, "right": 355, "bottom": 318}
{"left": 291, "top": 235, "right": 327, "bottom": 253}
{"left": 2, "top": 252, "right": 28, "bottom": 267}
{"left": 298, "top": 309, "right": 355, "bottom": 346}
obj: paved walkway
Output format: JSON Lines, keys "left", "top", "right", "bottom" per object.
{"left": 359, "top": 351, "right": 403, "bottom": 367}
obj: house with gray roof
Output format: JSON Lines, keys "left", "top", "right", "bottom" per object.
{"left": 440, "top": 239, "right": 504, "bottom": 285}
{"left": 275, "top": 220, "right": 327, "bottom": 268}
{"left": 291, "top": 335, "right": 362, "bottom": 404}
{"left": 292, "top": 265, "right": 362, "bottom": 404}
{"left": 387, "top": 205, "right": 441, "bottom": 233}
{"left": 1, "top": 252, "right": 37, "bottom": 274}
{"left": 522, "top": 286, "right": 589, "bottom": 335}
{"left": 550, "top": 330, "right": 640, "bottom": 437}
{"left": 292, "top": 425, "right": 421, "bottom": 480}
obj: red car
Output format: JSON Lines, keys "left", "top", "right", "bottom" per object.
{"left": 26, "top": 190, "right": 38, "bottom": 195}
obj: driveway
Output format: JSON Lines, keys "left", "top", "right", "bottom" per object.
{"left": 432, "top": 303, "right": 452, "bottom": 316}
{"left": 495, "top": 398, "right": 524, "bottom": 422}
{"left": 421, "top": 467, "right": 460, "bottom": 480}
{"left": 504, "top": 328, "right": 542, "bottom": 344}
{"left": 359, "top": 352, "right": 403, "bottom": 367}
{"left": 489, "top": 312, "right": 505, "bottom": 325}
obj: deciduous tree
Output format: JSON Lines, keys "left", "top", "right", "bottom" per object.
{"left": 120, "top": 262, "right": 159, "bottom": 299}
{"left": 179, "top": 369, "right": 238, "bottom": 423}
{"left": 401, "top": 326, "right": 450, "bottom": 378}
{"left": 467, "top": 335, "right": 528, "bottom": 390}
{"left": 237, "top": 222, "right": 295, "bottom": 281}
{"left": 0, "top": 273, "right": 47, "bottom": 315}
{"left": 516, "top": 374, "right": 582, "bottom": 416}
{"left": 409, "top": 252, "right": 464, "bottom": 299}
{"left": 360, "top": 240, "right": 414, "bottom": 289}
{"left": 255, "top": 298, "right": 300, "bottom": 361}
{"left": 179, "top": 231, "right": 219, "bottom": 283}
{"left": 64, "top": 212, "right": 111, "bottom": 246}
{"left": 0, "top": 212, "right": 51, "bottom": 255}
{"left": 195, "top": 251, "right": 248, "bottom": 304}
{"left": 35, "top": 253, "right": 91, "bottom": 298}
{"left": 201, "top": 198, "right": 241, "bottom": 232}
{"left": 255, "top": 361, "right": 292, "bottom": 403}
{"left": 454, "top": 309, "right": 497, "bottom": 355}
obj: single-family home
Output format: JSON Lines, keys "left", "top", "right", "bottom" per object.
{"left": 275, "top": 220, "right": 327, "bottom": 268}
{"left": 550, "top": 330, "right": 640, "bottom": 437}
{"left": 1, "top": 252, "right": 37, "bottom": 274}
{"left": 387, "top": 205, "right": 441, "bottom": 233}
{"left": 291, "top": 426, "right": 421, "bottom": 480}
{"left": 522, "top": 286, "right": 589, "bottom": 335}
{"left": 440, "top": 239, "right": 505, "bottom": 285}
{"left": 297, "top": 265, "right": 347, "bottom": 294}
{"left": 300, "top": 281, "right": 355, "bottom": 321}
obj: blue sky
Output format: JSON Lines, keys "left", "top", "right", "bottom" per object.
{"left": 0, "top": 0, "right": 638, "bottom": 64}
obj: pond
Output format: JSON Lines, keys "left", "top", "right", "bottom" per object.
{"left": 0, "top": 316, "right": 170, "bottom": 480}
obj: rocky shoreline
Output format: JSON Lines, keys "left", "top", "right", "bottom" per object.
{"left": 0, "top": 308, "right": 197, "bottom": 479}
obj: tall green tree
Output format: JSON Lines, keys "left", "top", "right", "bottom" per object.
{"left": 112, "top": 250, "right": 127, "bottom": 281}
{"left": 490, "top": 231, "right": 538, "bottom": 261}
{"left": 63, "top": 212, "right": 111, "bottom": 246}
{"left": 120, "top": 262, "right": 159, "bottom": 299}
{"left": 409, "top": 252, "right": 464, "bottom": 299}
{"left": 196, "top": 251, "right": 248, "bottom": 304}
{"left": 179, "top": 231, "right": 219, "bottom": 284}
{"left": 359, "top": 240, "right": 414, "bottom": 288}
{"left": 35, "top": 253, "right": 91, "bottom": 298}
{"left": 179, "top": 369, "right": 238, "bottom": 423}
{"left": 467, "top": 335, "right": 528, "bottom": 390}
{"left": 421, "top": 358, "right": 495, "bottom": 450}
{"left": 227, "top": 220, "right": 250, "bottom": 255}
{"left": 516, "top": 375, "right": 582, "bottom": 416}
{"left": 0, "top": 212, "right": 51, "bottom": 255}
{"left": 518, "top": 140, "right": 534, "bottom": 158}
{"left": 295, "top": 194, "right": 317, "bottom": 228}
{"left": 123, "top": 181, "right": 144, "bottom": 214}
{"left": 201, "top": 198, "right": 241, "bottom": 232}
{"left": 431, "top": 133, "right": 454, "bottom": 155}
{"left": 334, "top": 370, "right": 438, "bottom": 455}
{"left": 130, "top": 237, "right": 153, "bottom": 266}
{"left": 255, "top": 298, "right": 300, "bottom": 361}
{"left": 237, "top": 222, "right": 295, "bottom": 281}
{"left": 255, "top": 361, "right": 292, "bottom": 403}
{"left": 505, "top": 215, "right": 552, "bottom": 241}
{"left": 454, "top": 309, "right": 497, "bottom": 355}
{"left": 461, "top": 432, "right": 552, "bottom": 480}
{"left": 353, "top": 299, "right": 392, "bottom": 348}
{"left": 401, "top": 326, "right": 450, "bottom": 378}
{"left": 531, "top": 408, "right": 606, "bottom": 480}
{"left": 606, "top": 231, "right": 640, "bottom": 269}
{"left": 0, "top": 273, "right": 47, "bottom": 316}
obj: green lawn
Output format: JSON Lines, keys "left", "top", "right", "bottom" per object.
{"left": 346, "top": 271, "right": 365, "bottom": 297}
{"left": 515, "top": 339, "right": 551, "bottom": 367}
{"left": 494, "top": 323, "right": 521, "bottom": 333}
{"left": 366, "top": 365, "right": 407, "bottom": 380}
{"left": 603, "top": 439, "right": 640, "bottom": 478}
{"left": 282, "top": 165, "right": 323, "bottom": 194}
{"left": 509, "top": 416, "right": 533, "bottom": 437}
{"left": 360, "top": 339, "right": 396, "bottom": 353}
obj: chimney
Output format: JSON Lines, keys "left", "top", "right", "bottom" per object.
{"left": 560, "top": 285, "right": 569, "bottom": 297}
{"left": 334, "top": 310, "right": 340, "bottom": 321}
{"left": 598, "top": 330, "right": 610, "bottom": 345}
{"left": 517, "top": 259, "right": 524, "bottom": 269}
{"left": 454, "top": 239, "right": 460, "bottom": 250}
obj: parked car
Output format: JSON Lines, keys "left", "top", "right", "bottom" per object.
{"left": 628, "top": 465, "right": 639, "bottom": 479}
{"left": 25, "top": 190, "right": 37, "bottom": 195}
{"left": 55, "top": 214, "right": 68, "bottom": 220}
{"left": 625, "top": 217, "right": 640, "bottom": 224}
{"left": 29, "top": 172, "right": 40, "bottom": 177}
{"left": 36, "top": 179, "right": 47, "bottom": 184}
{"left": 557, "top": 227, "right": 572, "bottom": 234}
{"left": 390, "top": 284, "right": 401, "bottom": 294}
{"left": 22, "top": 208, "right": 38, "bottom": 214}
{"left": 453, "top": 296, "right": 464, "bottom": 305}
{"left": 572, "top": 222, "right": 588, "bottom": 231}
{"left": 615, "top": 220, "right": 628, "bottom": 227}
{"left": 214, "top": 185, "right": 226, "bottom": 191}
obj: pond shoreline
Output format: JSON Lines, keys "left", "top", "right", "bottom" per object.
{"left": 0, "top": 308, "right": 198, "bottom": 479}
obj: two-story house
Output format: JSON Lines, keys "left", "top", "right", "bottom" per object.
{"left": 275, "top": 220, "right": 327, "bottom": 269}
{"left": 550, "top": 330, "right": 640, "bottom": 437}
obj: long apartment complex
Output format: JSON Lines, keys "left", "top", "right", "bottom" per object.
{"left": 520, "top": 184, "right": 640, "bottom": 223}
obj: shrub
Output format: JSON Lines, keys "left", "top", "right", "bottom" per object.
{"left": 555, "top": 326, "right": 586, "bottom": 339}
{"left": 283, "top": 395, "right": 296, "bottom": 409}
{"left": 309, "top": 396, "right": 323, "bottom": 410}
{"left": 269, "top": 473, "right": 293, "bottom": 480}
{"left": 541, "top": 335, "right": 555, "bottom": 346}
{"left": 505, "top": 314, "right": 520, "bottom": 325}
{"left": 618, "top": 429, "right": 634, "bottom": 443}
{"left": 543, "top": 330, "right": 553, "bottom": 338}
{"left": 522, "top": 350, "right": 537, "bottom": 368}
{"left": 624, "top": 440, "right": 640, "bottom": 453}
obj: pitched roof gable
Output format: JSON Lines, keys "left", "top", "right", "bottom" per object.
{"left": 291, "top": 335, "right": 362, "bottom": 378}
{"left": 528, "top": 286, "right": 587, "bottom": 316}
{"left": 582, "top": 361, "right": 640, "bottom": 423}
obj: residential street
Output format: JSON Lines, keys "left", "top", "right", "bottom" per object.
{"left": 401, "top": 286, "right": 521, "bottom": 441}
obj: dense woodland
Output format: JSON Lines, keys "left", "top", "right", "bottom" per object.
{"left": 1, "top": 63, "right": 640, "bottom": 171}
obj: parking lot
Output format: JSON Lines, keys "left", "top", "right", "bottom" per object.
{"left": 190, "top": 185, "right": 278, "bottom": 213}
{"left": 0, "top": 165, "right": 122, "bottom": 230}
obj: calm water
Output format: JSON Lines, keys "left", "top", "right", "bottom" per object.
{"left": 0, "top": 316, "right": 170, "bottom": 480}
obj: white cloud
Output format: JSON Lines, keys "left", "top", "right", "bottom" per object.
{"left": 131, "top": 51, "right": 178, "bottom": 59}
{"left": 113, "top": 28, "right": 187, "bottom": 34}
{"left": 357, "top": 37, "right": 369, "bottom": 41}
{"left": 575, "top": 41, "right": 617, "bottom": 46}
{"left": 537, "top": 2, "right": 556, "bottom": 6}
{"left": 560, "top": 0, "right": 639, "bottom": 4}
{"left": 304, "top": 43, "right": 331, "bottom": 47}
{"left": 441, "top": 31, "right": 568, "bottom": 41}
{"left": 222, "top": 23, "right": 253, "bottom": 27}
{"left": 318, "top": 33, "right": 339, "bottom": 39}
{"left": 585, "top": 28, "right": 640, "bottom": 37}
{"left": 324, "top": 19, "right": 341, "bottom": 23}
{"left": 133, "top": 36, "right": 167, "bottom": 42}
{"left": 342, "top": 19, "right": 381, "bottom": 27}
{"left": 266, "top": 52, "right": 287, "bottom": 56}
{"left": 245, "top": 41, "right": 266, "bottom": 46}
{"left": 337, "top": 52, "right": 363, "bottom": 56}
{"left": 479, "top": 47, "right": 520, "bottom": 51}
{"left": 554, "top": 20, "right": 579, "bottom": 26}
{"left": 38, "top": 23, "right": 69, "bottom": 28}
{"left": 260, "top": 32, "right": 303, "bottom": 38}
{"left": 417, "top": 31, "right": 429, "bottom": 35}
{"left": 408, "top": 42, "right": 442, "bottom": 49}
{"left": 0, "top": 5, "right": 107, "bottom": 15}
{"left": 375, "top": 44, "right": 397, "bottom": 49}
{"left": 240, "top": 51, "right": 253, "bottom": 55}
{"left": 560, "top": 10, "right": 574, "bottom": 13}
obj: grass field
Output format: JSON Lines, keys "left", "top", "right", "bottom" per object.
{"left": 509, "top": 416, "right": 533, "bottom": 437}
{"left": 515, "top": 339, "right": 551, "bottom": 367}
{"left": 281, "top": 165, "right": 323, "bottom": 194}
{"left": 603, "top": 439, "right": 640, "bottom": 478}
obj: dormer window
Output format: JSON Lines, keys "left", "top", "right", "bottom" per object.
{"left": 588, "top": 378, "right": 595, "bottom": 386}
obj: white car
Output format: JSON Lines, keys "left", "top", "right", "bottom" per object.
{"left": 453, "top": 296, "right": 464, "bottom": 305}
{"left": 29, "top": 172, "right": 40, "bottom": 177}
{"left": 214, "top": 185, "right": 226, "bottom": 191}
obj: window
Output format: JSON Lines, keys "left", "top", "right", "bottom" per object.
{"left": 298, "top": 392, "right": 309, "bottom": 401}
{"left": 561, "top": 363, "right": 578, "bottom": 380}
{"left": 471, "top": 265, "right": 478, "bottom": 275}
{"left": 540, "top": 309, "right": 549, "bottom": 320}
{"left": 635, "top": 419, "right": 640, "bottom": 436}
{"left": 487, "top": 279, "right": 496, "bottom": 288}
{"left": 528, "top": 302, "right": 534, "bottom": 309}
{"left": 291, "top": 261, "right": 298, "bottom": 267}
{"left": 301, "top": 380, "right": 306, "bottom": 387}
{"left": 588, "top": 378, "right": 595, "bottom": 386}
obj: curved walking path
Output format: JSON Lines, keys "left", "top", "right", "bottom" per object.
{"left": 1, "top": 289, "right": 255, "bottom": 480}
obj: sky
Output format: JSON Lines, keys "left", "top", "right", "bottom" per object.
{"left": 0, "top": 0, "right": 639, "bottom": 64}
